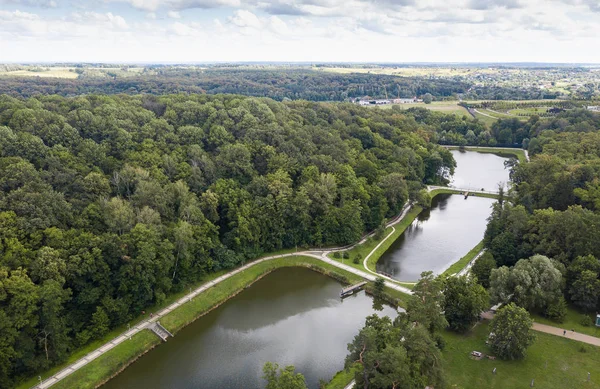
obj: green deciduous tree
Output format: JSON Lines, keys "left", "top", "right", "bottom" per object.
{"left": 443, "top": 276, "right": 489, "bottom": 333}
{"left": 262, "top": 362, "right": 307, "bottom": 389}
{"left": 489, "top": 303, "right": 536, "bottom": 360}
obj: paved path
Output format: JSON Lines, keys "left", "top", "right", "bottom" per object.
{"left": 481, "top": 311, "right": 600, "bottom": 347}
{"left": 533, "top": 323, "right": 600, "bottom": 346}
{"left": 344, "top": 379, "right": 356, "bottom": 389}
{"left": 36, "top": 248, "right": 412, "bottom": 388}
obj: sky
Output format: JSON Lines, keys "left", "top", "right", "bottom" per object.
{"left": 1, "top": 0, "right": 600, "bottom": 63}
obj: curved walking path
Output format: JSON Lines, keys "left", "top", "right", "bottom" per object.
{"left": 36, "top": 245, "right": 412, "bottom": 388}
{"left": 481, "top": 311, "right": 600, "bottom": 347}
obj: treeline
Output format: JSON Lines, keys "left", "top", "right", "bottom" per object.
{"left": 0, "top": 93, "right": 454, "bottom": 387}
{"left": 433, "top": 107, "right": 600, "bottom": 147}
{"left": 0, "top": 69, "right": 470, "bottom": 101}
{"left": 473, "top": 110, "right": 600, "bottom": 322}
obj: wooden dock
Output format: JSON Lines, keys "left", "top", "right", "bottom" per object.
{"left": 464, "top": 191, "right": 470, "bottom": 199}
{"left": 340, "top": 281, "right": 367, "bottom": 297}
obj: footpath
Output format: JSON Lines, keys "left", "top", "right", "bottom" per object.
{"left": 481, "top": 311, "right": 600, "bottom": 347}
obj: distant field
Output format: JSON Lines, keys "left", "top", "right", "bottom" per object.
{"left": 372, "top": 101, "right": 470, "bottom": 117}
{"left": 0, "top": 68, "right": 79, "bottom": 78}
{"left": 317, "top": 66, "right": 501, "bottom": 77}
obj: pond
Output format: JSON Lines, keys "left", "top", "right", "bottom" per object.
{"left": 101, "top": 267, "right": 396, "bottom": 389}
{"left": 449, "top": 150, "right": 511, "bottom": 191}
{"left": 375, "top": 150, "right": 510, "bottom": 281}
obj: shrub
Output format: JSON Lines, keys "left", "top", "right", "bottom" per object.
{"left": 333, "top": 252, "right": 341, "bottom": 259}
{"left": 343, "top": 252, "right": 350, "bottom": 259}
{"left": 353, "top": 253, "right": 362, "bottom": 265}
{"left": 544, "top": 297, "right": 567, "bottom": 323}
{"left": 580, "top": 314, "right": 593, "bottom": 327}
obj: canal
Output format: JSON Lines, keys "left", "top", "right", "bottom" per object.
{"left": 375, "top": 150, "right": 510, "bottom": 281}
{"left": 101, "top": 268, "right": 396, "bottom": 389}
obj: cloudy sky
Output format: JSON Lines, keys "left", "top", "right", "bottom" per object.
{"left": 1, "top": 0, "right": 599, "bottom": 63}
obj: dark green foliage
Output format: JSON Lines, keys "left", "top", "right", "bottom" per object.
{"left": 345, "top": 314, "right": 445, "bottom": 389}
{"left": 471, "top": 252, "right": 496, "bottom": 288}
{"left": 0, "top": 93, "right": 456, "bottom": 386}
{"left": 544, "top": 297, "right": 568, "bottom": 323}
{"left": 342, "top": 251, "right": 350, "bottom": 259}
{"left": 353, "top": 254, "right": 362, "bottom": 265}
{"left": 443, "top": 276, "right": 489, "bottom": 333}
{"left": 373, "top": 277, "right": 385, "bottom": 299}
{"left": 407, "top": 271, "right": 448, "bottom": 334}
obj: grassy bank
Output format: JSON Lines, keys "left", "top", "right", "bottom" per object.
{"left": 443, "top": 322, "right": 600, "bottom": 389}
{"left": 446, "top": 146, "right": 527, "bottom": 164}
{"left": 324, "top": 366, "right": 357, "bottom": 389}
{"left": 441, "top": 241, "right": 485, "bottom": 277}
{"left": 47, "top": 255, "right": 409, "bottom": 389}
{"left": 328, "top": 206, "right": 422, "bottom": 286}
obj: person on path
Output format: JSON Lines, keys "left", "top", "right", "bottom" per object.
{"left": 563, "top": 330, "right": 566, "bottom": 336}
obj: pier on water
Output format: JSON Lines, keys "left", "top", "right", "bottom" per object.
{"left": 340, "top": 281, "right": 367, "bottom": 298}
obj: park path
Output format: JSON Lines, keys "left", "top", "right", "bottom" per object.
{"left": 344, "top": 379, "right": 356, "bottom": 389}
{"left": 481, "top": 311, "right": 600, "bottom": 347}
{"left": 36, "top": 244, "right": 412, "bottom": 388}
{"left": 533, "top": 323, "right": 600, "bottom": 346}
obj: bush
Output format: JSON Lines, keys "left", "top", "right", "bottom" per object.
{"left": 342, "top": 252, "right": 350, "bottom": 259}
{"left": 580, "top": 314, "right": 593, "bottom": 327}
{"left": 434, "top": 333, "right": 446, "bottom": 351}
{"left": 333, "top": 252, "right": 341, "bottom": 259}
{"left": 353, "top": 254, "right": 362, "bottom": 265}
{"left": 544, "top": 297, "right": 567, "bottom": 323}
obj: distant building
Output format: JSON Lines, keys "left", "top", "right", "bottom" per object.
{"left": 587, "top": 106, "right": 600, "bottom": 112}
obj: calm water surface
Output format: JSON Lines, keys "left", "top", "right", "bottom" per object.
{"left": 449, "top": 150, "right": 511, "bottom": 191}
{"left": 376, "top": 150, "right": 509, "bottom": 281}
{"left": 102, "top": 268, "right": 396, "bottom": 389}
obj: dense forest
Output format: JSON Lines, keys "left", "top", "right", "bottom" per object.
{"left": 0, "top": 69, "right": 469, "bottom": 101}
{"left": 0, "top": 93, "right": 455, "bottom": 387}
{"left": 475, "top": 109, "right": 600, "bottom": 321}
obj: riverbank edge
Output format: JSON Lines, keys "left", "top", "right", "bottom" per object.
{"left": 444, "top": 145, "right": 528, "bottom": 164}
{"left": 48, "top": 256, "right": 408, "bottom": 389}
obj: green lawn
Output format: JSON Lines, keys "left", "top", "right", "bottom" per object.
{"left": 429, "top": 188, "right": 500, "bottom": 200}
{"left": 532, "top": 307, "right": 600, "bottom": 338}
{"left": 442, "top": 241, "right": 484, "bottom": 277}
{"left": 443, "top": 322, "right": 600, "bottom": 389}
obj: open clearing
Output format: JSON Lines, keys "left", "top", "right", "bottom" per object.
{"left": 0, "top": 68, "right": 79, "bottom": 78}
{"left": 443, "top": 322, "right": 600, "bottom": 389}
{"left": 373, "top": 102, "right": 470, "bottom": 117}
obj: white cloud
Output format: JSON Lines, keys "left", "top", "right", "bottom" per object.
{"left": 167, "top": 10, "right": 181, "bottom": 18}
{"left": 146, "top": 12, "right": 157, "bottom": 19}
{"left": 0, "top": 0, "right": 57, "bottom": 7}
{"left": 228, "top": 9, "right": 261, "bottom": 29}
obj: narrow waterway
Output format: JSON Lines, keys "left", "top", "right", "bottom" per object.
{"left": 376, "top": 194, "right": 495, "bottom": 281}
{"left": 376, "top": 150, "right": 510, "bottom": 281}
{"left": 101, "top": 268, "right": 396, "bottom": 389}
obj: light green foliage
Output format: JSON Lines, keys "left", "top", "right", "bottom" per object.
{"left": 263, "top": 362, "right": 308, "bottom": 389}
{"left": 489, "top": 303, "right": 536, "bottom": 360}
{"left": 489, "top": 255, "right": 563, "bottom": 312}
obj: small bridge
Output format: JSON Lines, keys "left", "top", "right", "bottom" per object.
{"left": 340, "top": 281, "right": 367, "bottom": 298}
{"left": 148, "top": 321, "right": 173, "bottom": 342}
{"left": 427, "top": 185, "right": 502, "bottom": 197}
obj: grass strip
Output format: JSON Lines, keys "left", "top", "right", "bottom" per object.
{"left": 429, "top": 187, "right": 500, "bottom": 200}
{"left": 323, "top": 366, "right": 358, "bottom": 389}
{"left": 51, "top": 331, "right": 160, "bottom": 389}
{"left": 531, "top": 307, "right": 600, "bottom": 338}
{"left": 44, "top": 255, "right": 409, "bottom": 389}
{"left": 442, "top": 241, "right": 485, "bottom": 277}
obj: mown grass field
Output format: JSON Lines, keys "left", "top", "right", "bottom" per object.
{"left": 443, "top": 322, "right": 600, "bottom": 389}
{"left": 0, "top": 68, "right": 79, "bottom": 78}
{"left": 43, "top": 255, "right": 409, "bottom": 389}
{"left": 375, "top": 101, "right": 470, "bottom": 117}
